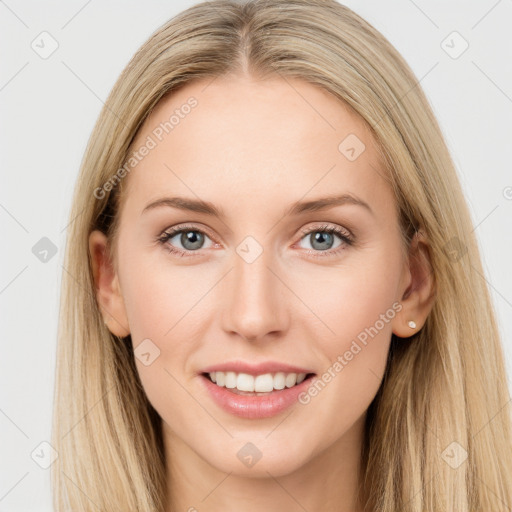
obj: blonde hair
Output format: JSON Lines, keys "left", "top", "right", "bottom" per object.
{"left": 52, "top": 1, "right": 512, "bottom": 510}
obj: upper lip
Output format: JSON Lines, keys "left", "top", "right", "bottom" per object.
{"left": 200, "top": 360, "right": 315, "bottom": 376}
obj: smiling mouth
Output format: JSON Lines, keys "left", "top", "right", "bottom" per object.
{"left": 201, "top": 371, "right": 316, "bottom": 396}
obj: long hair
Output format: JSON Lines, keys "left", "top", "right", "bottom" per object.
{"left": 52, "top": 1, "right": 512, "bottom": 510}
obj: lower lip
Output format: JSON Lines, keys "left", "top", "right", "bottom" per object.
{"left": 199, "top": 374, "right": 315, "bottom": 419}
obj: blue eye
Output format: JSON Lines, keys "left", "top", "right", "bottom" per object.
{"left": 296, "top": 224, "right": 353, "bottom": 258}
{"left": 300, "top": 229, "right": 342, "bottom": 251}
{"left": 157, "top": 223, "right": 354, "bottom": 259}
{"left": 157, "top": 225, "right": 214, "bottom": 256}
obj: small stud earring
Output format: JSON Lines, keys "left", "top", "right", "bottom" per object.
{"left": 408, "top": 320, "right": 417, "bottom": 329}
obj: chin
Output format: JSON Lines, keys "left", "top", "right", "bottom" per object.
{"left": 200, "top": 438, "right": 313, "bottom": 478}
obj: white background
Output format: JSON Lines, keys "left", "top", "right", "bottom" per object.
{"left": 1, "top": 1, "right": 511, "bottom": 510}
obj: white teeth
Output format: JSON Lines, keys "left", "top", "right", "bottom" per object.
{"left": 254, "top": 373, "right": 274, "bottom": 392}
{"left": 225, "top": 371, "right": 237, "bottom": 389}
{"left": 208, "top": 371, "right": 310, "bottom": 392}
{"left": 215, "top": 371, "right": 225, "bottom": 387}
{"left": 274, "top": 372, "right": 286, "bottom": 390}
{"left": 285, "top": 373, "right": 297, "bottom": 388}
{"left": 237, "top": 373, "right": 255, "bottom": 392}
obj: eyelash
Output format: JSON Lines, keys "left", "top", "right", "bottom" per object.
{"left": 156, "top": 223, "right": 354, "bottom": 259}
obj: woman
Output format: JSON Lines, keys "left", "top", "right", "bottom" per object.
{"left": 52, "top": 0, "right": 512, "bottom": 510}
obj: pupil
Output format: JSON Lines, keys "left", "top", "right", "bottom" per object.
{"left": 311, "top": 232, "right": 333, "bottom": 251}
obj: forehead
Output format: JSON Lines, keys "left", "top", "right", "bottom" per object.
{"left": 122, "top": 75, "right": 392, "bottom": 216}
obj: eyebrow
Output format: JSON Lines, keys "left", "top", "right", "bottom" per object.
{"left": 141, "top": 193, "right": 373, "bottom": 218}
{"left": 286, "top": 193, "right": 374, "bottom": 217}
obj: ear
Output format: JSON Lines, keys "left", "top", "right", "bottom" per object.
{"left": 88, "top": 230, "right": 130, "bottom": 338}
{"left": 392, "top": 229, "right": 436, "bottom": 337}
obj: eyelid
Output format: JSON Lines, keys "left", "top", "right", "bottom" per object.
{"left": 296, "top": 222, "right": 353, "bottom": 240}
{"left": 160, "top": 222, "right": 219, "bottom": 243}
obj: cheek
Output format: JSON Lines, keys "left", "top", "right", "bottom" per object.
{"left": 300, "top": 244, "right": 402, "bottom": 350}
{"left": 119, "top": 244, "right": 204, "bottom": 341}
{"left": 303, "top": 277, "right": 395, "bottom": 402}
{"left": 120, "top": 257, "right": 207, "bottom": 426}
{"left": 294, "top": 244, "right": 402, "bottom": 419}
{"left": 117, "top": 245, "right": 228, "bottom": 403}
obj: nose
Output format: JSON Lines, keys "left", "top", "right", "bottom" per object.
{"left": 221, "top": 247, "right": 289, "bottom": 342}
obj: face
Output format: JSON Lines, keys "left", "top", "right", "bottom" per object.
{"left": 94, "top": 74, "right": 414, "bottom": 478}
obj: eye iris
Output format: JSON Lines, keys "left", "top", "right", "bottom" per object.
{"left": 310, "top": 232, "right": 333, "bottom": 251}
{"left": 181, "top": 231, "right": 204, "bottom": 250}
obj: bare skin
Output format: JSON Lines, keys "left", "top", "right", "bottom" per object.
{"left": 89, "top": 74, "right": 435, "bottom": 512}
